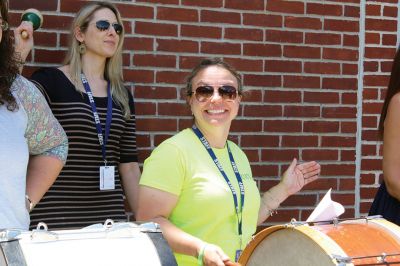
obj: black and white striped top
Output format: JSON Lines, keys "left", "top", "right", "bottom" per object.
{"left": 29, "top": 67, "right": 138, "bottom": 230}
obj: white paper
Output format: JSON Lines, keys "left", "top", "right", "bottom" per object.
{"left": 306, "top": 188, "right": 344, "bottom": 222}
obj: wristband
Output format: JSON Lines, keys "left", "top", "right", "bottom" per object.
{"left": 197, "top": 243, "right": 208, "bottom": 266}
{"left": 25, "top": 195, "right": 34, "bottom": 212}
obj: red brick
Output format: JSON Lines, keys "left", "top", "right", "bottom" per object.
{"left": 225, "top": 0, "right": 264, "bottom": 10}
{"left": 265, "top": 90, "right": 301, "bottom": 103}
{"left": 324, "top": 19, "right": 359, "bottom": 32}
{"left": 365, "top": 47, "right": 397, "bottom": 59}
{"left": 364, "top": 61, "right": 379, "bottom": 72}
{"left": 322, "top": 77, "right": 357, "bottom": 90}
{"left": 157, "top": 7, "right": 198, "bottom": 22}
{"left": 154, "top": 134, "right": 175, "bottom": 146}
{"left": 118, "top": 4, "right": 154, "bottom": 19}
{"left": 244, "top": 44, "right": 282, "bottom": 57}
{"left": 35, "top": 49, "right": 66, "bottom": 64}
{"left": 322, "top": 164, "right": 355, "bottom": 176}
{"left": 302, "top": 149, "right": 339, "bottom": 161}
{"left": 323, "top": 48, "right": 358, "bottom": 61}
{"left": 265, "top": 60, "right": 302, "bottom": 73}
{"left": 366, "top": 18, "right": 397, "bottom": 31}
{"left": 201, "top": 10, "right": 240, "bottom": 24}
{"left": 341, "top": 149, "right": 356, "bottom": 161}
{"left": 282, "top": 135, "right": 318, "bottom": 147}
{"left": 242, "top": 89, "right": 262, "bottom": 102}
{"left": 135, "top": 102, "right": 156, "bottom": 115}
{"left": 124, "top": 37, "right": 154, "bottom": 51}
{"left": 231, "top": 119, "right": 263, "bottom": 132}
{"left": 382, "top": 34, "right": 397, "bottom": 46}
{"left": 285, "top": 16, "right": 322, "bottom": 30}
{"left": 157, "top": 39, "right": 198, "bottom": 53}
{"left": 182, "top": 0, "right": 223, "bottom": 7}
{"left": 362, "top": 145, "right": 377, "bottom": 157}
{"left": 267, "top": 30, "right": 303, "bottom": 43}
{"left": 134, "top": 54, "right": 176, "bottom": 68}
{"left": 156, "top": 71, "right": 186, "bottom": 84}
{"left": 342, "top": 64, "right": 358, "bottom": 75}
{"left": 282, "top": 194, "right": 318, "bottom": 207}
{"left": 365, "top": 33, "right": 380, "bottom": 44}
{"left": 266, "top": 0, "right": 304, "bottom": 14}
{"left": 181, "top": 25, "right": 221, "bottom": 39}
{"left": 343, "top": 34, "right": 359, "bottom": 47}
{"left": 261, "top": 149, "right": 300, "bottom": 161}
{"left": 304, "top": 62, "right": 340, "bottom": 74}
{"left": 264, "top": 120, "right": 302, "bottom": 132}
{"left": 284, "top": 76, "right": 320, "bottom": 88}
{"left": 201, "top": 42, "right": 241, "bottom": 55}
{"left": 244, "top": 74, "right": 281, "bottom": 87}
{"left": 159, "top": 103, "right": 190, "bottom": 116}
{"left": 284, "top": 106, "right": 321, "bottom": 117}
{"left": 304, "top": 92, "right": 339, "bottom": 104}
{"left": 364, "top": 75, "right": 390, "bottom": 87}
{"left": 362, "top": 115, "right": 378, "bottom": 128}
{"left": 136, "top": 134, "right": 151, "bottom": 147}
{"left": 136, "top": 118, "right": 177, "bottom": 131}
{"left": 363, "top": 102, "right": 384, "bottom": 114}
{"left": 135, "top": 21, "right": 177, "bottom": 37}
{"left": 224, "top": 58, "right": 263, "bottom": 72}
{"left": 136, "top": 0, "right": 178, "bottom": 4}
{"left": 225, "top": 28, "right": 263, "bottom": 41}
{"left": 306, "top": 3, "right": 342, "bottom": 16}
{"left": 241, "top": 135, "right": 280, "bottom": 147}
{"left": 124, "top": 69, "right": 154, "bottom": 83}
{"left": 342, "top": 92, "right": 357, "bottom": 105}
{"left": 305, "top": 32, "right": 341, "bottom": 45}
{"left": 284, "top": 46, "right": 321, "bottom": 59}
{"left": 11, "top": 0, "right": 58, "bottom": 10}
{"left": 339, "top": 178, "right": 356, "bottom": 190}
{"left": 303, "top": 121, "right": 340, "bottom": 133}
{"left": 381, "top": 61, "right": 394, "bottom": 72}
{"left": 243, "top": 105, "right": 283, "bottom": 117}
{"left": 243, "top": 14, "right": 282, "bottom": 27}
{"left": 344, "top": 5, "right": 360, "bottom": 17}
{"left": 362, "top": 129, "right": 380, "bottom": 142}
{"left": 135, "top": 85, "right": 177, "bottom": 100}
{"left": 341, "top": 121, "right": 357, "bottom": 134}
{"left": 322, "top": 107, "right": 356, "bottom": 119}
{"left": 321, "top": 136, "right": 356, "bottom": 148}
{"left": 366, "top": 4, "right": 381, "bottom": 16}
{"left": 383, "top": 6, "right": 398, "bottom": 17}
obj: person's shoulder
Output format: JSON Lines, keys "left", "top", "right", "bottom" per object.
{"left": 31, "top": 67, "right": 62, "bottom": 79}
{"left": 388, "top": 92, "right": 400, "bottom": 113}
{"left": 155, "top": 128, "right": 193, "bottom": 151}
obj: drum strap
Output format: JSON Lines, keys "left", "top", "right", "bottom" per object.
{"left": 0, "top": 240, "right": 27, "bottom": 266}
{"left": 147, "top": 232, "right": 178, "bottom": 266}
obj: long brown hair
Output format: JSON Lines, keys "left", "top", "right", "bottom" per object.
{"left": 378, "top": 48, "right": 400, "bottom": 139}
{"left": 0, "top": 0, "right": 20, "bottom": 111}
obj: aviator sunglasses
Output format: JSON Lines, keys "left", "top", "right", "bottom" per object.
{"left": 193, "top": 85, "right": 238, "bottom": 102}
{"left": 94, "top": 20, "right": 123, "bottom": 35}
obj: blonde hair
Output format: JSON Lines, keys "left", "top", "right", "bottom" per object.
{"left": 64, "top": 1, "right": 130, "bottom": 118}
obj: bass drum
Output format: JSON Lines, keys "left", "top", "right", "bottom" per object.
{"left": 0, "top": 220, "right": 177, "bottom": 266}
{"left": 239, "top": 217, "right": 400, "bottom": 266}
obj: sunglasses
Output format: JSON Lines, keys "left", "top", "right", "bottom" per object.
{"left": 193, "top": 85, "right": 238, "bottom": 102}
{"left": 94, "top": 20, "right": 123, "bottom": 35}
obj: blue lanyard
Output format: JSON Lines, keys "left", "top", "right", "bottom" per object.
{"left": 81, "top": 73, "right": 112, "bottom": 165}
{"left": 191, "top": 125, "right": 245, "bottom": 238}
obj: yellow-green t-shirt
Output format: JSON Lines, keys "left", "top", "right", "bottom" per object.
{"left": 140, "top": 128, "right": 260, "bottom": 265}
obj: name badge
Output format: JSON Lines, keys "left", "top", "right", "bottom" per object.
{"left": 235, "top": 249, "right": 242, "bottom": 262}
{"left": 100, "top": 166, "right": 115, "bottom": 190}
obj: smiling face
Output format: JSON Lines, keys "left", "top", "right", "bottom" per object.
{"left": 76, "top": 7, "right": 121, "bottom": 59}
{"left": 189, "top": 65, "right": 241, "bottom": 132}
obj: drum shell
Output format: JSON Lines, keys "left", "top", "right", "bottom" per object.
{"left": 239, "top": 218, "right": 400, "bottom": 266}
{"left": 0, "top": 223, "right": 177, "bottom": 266}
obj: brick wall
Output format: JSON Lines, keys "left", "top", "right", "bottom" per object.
{"left": 9, "top": 0, "right": 398, "bottom": 226}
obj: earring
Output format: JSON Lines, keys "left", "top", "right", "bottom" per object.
{"left": 79, "top": 42, "right": 86, "bottom": 54}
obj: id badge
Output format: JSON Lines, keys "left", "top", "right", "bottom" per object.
{"left": 100, "top": 166, "right": 115, "bottom": 190}
{"left": 235, "top": 249, "right": 242, "bottom": 262}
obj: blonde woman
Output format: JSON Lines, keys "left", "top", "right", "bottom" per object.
{"left": 29, "top": 1, "right": 140, "bottom": 230}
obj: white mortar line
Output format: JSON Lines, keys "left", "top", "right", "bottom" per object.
{"left": 355, "top": 0, "right": 366, "bottom": 218}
